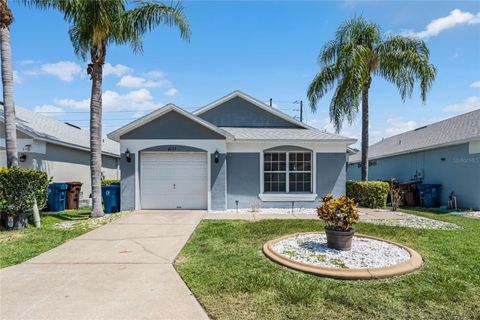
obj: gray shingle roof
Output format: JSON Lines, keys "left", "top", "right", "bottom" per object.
{"left": 1, "top": 106, "right": 119, "bottom": 156}
{"left": 349, "top": 109, "right": 480, "bottom": 163}
{"left": 222, "top": 127, "right": 355, "bottom": 142}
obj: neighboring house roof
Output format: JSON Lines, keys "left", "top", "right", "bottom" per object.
{"left": 107, "top": 104, "right": 235, "bottom": 142}
{"left": 222, "top": 127, "right": 356, "bottom": 143}
{"left": 0, "top": 105, "right": 120, "bottom": 157}
{"left": 349, "top": 109, "right": 480, "bottom": 163}
{"left": 193, "top": 90, "right": 314, "bottom": 130}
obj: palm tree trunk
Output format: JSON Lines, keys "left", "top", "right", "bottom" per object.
{"left": 88, "top": 44, "right": 105, "bottom": 217}
{"left": 361, "top": 77, "right": 371, "bottom": 181}
{"left": 0, "top": 0, "right": 18, "bottom": 168}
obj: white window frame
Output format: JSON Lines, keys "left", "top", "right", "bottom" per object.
{"left": 259, "top": 150, "right": 317, "bottom": 202}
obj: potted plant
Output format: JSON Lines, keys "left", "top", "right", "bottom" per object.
{"left": 317, "top": 194, "right": 360, "bottom": 251}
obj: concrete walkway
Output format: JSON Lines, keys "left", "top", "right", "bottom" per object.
{"left": 0, "top": 211, "right": 209, "bottom": 320}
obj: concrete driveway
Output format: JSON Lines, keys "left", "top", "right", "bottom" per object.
{"left": 0, "top": 211, "right": 209, "bottom": 320}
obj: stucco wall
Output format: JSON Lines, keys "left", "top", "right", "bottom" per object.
{"left": 316, "top": 153, "right": 346, "bottom": 198}
{"left": 198, "top": 96, "right": 301, "bottom": 128}
{"left": 120, "top": 111, "right": 225, "bottom": 140}
{"left": 211, "top": 153, "right": 226, "bottom": 210}
{"left": 226, "top": 153, "right": 261, "bottom": 209}
{"left": 226, "top": 152, "right": 347, "bottom": 209}
{"left": 120, "top": 152, "right": 135, "bottom": 211}
{"left": 20, "top": 143, "right": 119, "bottom": 200}
{"left": 347, "top": 143, "right": 480, "bottom": 209}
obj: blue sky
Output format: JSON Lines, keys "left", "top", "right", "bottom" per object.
{"left": 8, "top": 1, "right": 480, "bottom": 145}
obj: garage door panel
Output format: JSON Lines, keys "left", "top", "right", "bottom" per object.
{"left": 140, "top": 152, "right": 208, "bottom": 209}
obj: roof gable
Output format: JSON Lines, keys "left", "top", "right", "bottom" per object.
{"left": 108, "top": 104, "right": 232, "bottom": 141}
{"left": 193, "top": 91, "right": 313, "bottom": 129}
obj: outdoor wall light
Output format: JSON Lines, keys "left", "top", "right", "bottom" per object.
{"left": 125, "top": 149, "right": 131, "bottom": 163}
{"left": 19, "top": 153, "right": 27, "bottom": 162}
{"left": 214, "top": 150, "right": 219, "bottom": 163}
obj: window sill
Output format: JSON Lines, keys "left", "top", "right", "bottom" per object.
{"left": 258, "top": 193, "right": 318, "bottom": 202}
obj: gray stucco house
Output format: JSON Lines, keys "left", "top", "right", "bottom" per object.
{"left": 1, "top": 106, "right": 120, "bottom": 201}
{"left": 108, "top": 91, "right": 356, "bottom": 211}
{"left": 348, "top": 109, "right": 480, "bottom": 210}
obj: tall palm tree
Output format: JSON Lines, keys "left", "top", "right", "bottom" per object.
{"left": 30, "top": 0, "right": 190, "bottom": 217}
{"left": 0, "top": 0, "right": 18, "bottom": 167}
{"left": 307, "top": 17, "right": 436, "bottom": 181}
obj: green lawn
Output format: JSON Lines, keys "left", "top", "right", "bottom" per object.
{"left": 0, "top": 209, "right": 126, "bottom": 268}
{"left": 175, "top": 210, "right": 480, "bottom": 319}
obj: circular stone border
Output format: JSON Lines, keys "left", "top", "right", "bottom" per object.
{"left": 263, "top": 232, "right": 423, "bottom": 280}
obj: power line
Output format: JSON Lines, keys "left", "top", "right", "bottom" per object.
{"left": 60, "top": 118, "right": 135, "bottom": 121}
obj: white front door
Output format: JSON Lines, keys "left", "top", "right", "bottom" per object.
{"left": 140, "top": 152, "right": 208, "bottom": 209}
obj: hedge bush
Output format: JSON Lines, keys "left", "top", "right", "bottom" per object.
{"left": 346, "top": 180, "right": 389, "bottom": 209}
{"left": 0, "top": 166, "right": 50, "bottom": 218}
{"left": 102, "top": 179, "right": 120, "bottom": 186}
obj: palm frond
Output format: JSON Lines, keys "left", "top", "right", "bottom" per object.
{"left": 376, "top": 36, "right": 436, "bottom": 103}
{"left": 307, "top": 64, "right": 340, "bottom": 112}
{"left": 123, "top": 1, "right": 191, "bottom": 40}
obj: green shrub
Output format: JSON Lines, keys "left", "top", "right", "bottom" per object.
{"left": 346, "top": 180, "right": 389, "bottom": 208}
{"left": 102, "top": 179, "right": 120, "bottom": 186}
{"left": 0, "top": 166, "right": 50, "bottom": 218}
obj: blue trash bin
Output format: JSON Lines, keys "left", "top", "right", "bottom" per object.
{"left": 417, "top": 184, "right": 441, "bottom": 208}
{"left": 47, "top": 183, "right": 69, "bottom": 212}
{"left": 102, "top": 185, "right": 120, "bottom": 213}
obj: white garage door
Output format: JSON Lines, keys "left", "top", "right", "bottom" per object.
{"left": 140, "top": 152, "right": 208, "bottom": 209}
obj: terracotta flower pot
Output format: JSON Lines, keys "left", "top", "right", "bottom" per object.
{"left": 325, "top": 227, "right": 355, "bottom": 251}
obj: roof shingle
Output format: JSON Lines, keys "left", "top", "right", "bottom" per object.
{"left": 222, "top": 127, "right": 355, "bottom": 142}
{"left": 349, "top": 109, "right": 480, "bottom": 163}
{"left": 1, "top": 106, "right": 119, "bottom": 156}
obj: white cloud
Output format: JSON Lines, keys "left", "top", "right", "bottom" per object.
{"left": 163, "top": 88, "right": 179, "bottom": 96}
{"left": 471, "top": 81, "right": 480, "bottom": 89}
{"left": 13, "top": 70, "right": 21, "bottom": 84}
{"left": 405, "top": 9, "right": 480, "bottom": 39}
{"left": 40, "top": 61, "right": 82, "bottom": 81}
{"left": 54, "top": 97, "right": 90, "bottom": 109}
{"left": 34, "top": 104, "right": 64, "bottom": 116}
{"left": 55, "top": 88, "right": 163, "bottom": 112}
{"left": 117, "top": 75, "right": 170, "bottom": 89}
{"left": 145, "top": 70, "right": 166, "bottom": 79}
{"left": 385, "top": 117, "right": 417, "bottom": 135}
{"left": 103, "top": 63, "right": 132, "bottom": 77}
{"left": 442, "top": 96, "right": 480, "bottom": 112}
{"left": 19, "top": 59, "right": 38, "bottom": 65}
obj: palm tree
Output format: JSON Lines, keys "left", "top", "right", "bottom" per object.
{"left": 30, "top": 0, "right": 190, "bottom": 217}
{"left": 307, "top": 17, "right": 436, "bottom": 181}
{"left": 0, "top": 0, "right": 18, "bottom": 167}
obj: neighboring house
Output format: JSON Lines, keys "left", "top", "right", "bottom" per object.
{"left": 0, "top": 106, "right": 120, "bottom": 201}
{"left": 108, "top": 90, "right": 356, "bottom": 211}
{"left": 348, "top": 109, "right": 480, "bottom": 210}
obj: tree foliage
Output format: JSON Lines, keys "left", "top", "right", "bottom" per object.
{"left": 25, "top": 0, "right": 191, "bottom": 61}
{"left": 0, "top": 167, "right": 50, "bottom": 218}
{"left": 307, "top": 17, "right": 436, "bottom": 132}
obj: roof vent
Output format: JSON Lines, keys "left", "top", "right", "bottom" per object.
{"left": 398, "top": 139, "right": 402, "bottom": 145}
{"left": 414, "top": 125, "right": 427, "bottom": 131}
{"left": 64, "top": 122, "right": 81, "bottom": 130}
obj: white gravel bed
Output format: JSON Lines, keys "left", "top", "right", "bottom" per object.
{"left": 271, "top": 233, "right": 411, "bottom": 269}
{"left": 459, "top": 211, "right": 480, "bottom": 219}
{"left": 209, "top": 208, "right": 460, "bottom": 229}
{"left": 209, "top": 208, "right": 317, "bottom": 215}
{"left": 362, "top": 211, "right": 460, "bottom": 230}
